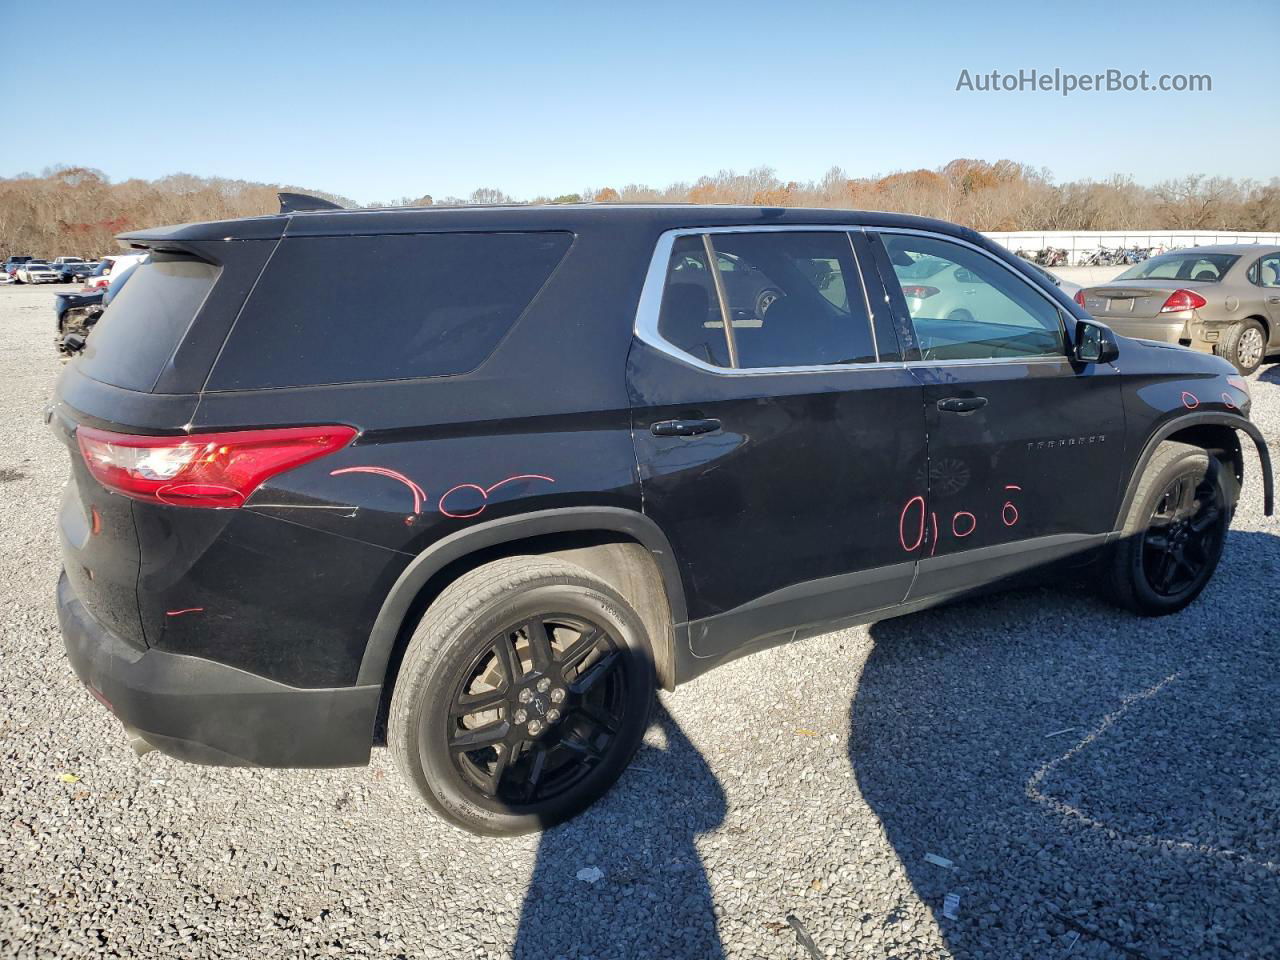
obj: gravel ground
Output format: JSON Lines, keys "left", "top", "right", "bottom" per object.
{"left": 1, "top": 281, "right": 1277, "bottom": 959}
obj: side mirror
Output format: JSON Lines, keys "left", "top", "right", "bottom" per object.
{"left": 1075, "top": 319, "right": 1119, "bottom": 364}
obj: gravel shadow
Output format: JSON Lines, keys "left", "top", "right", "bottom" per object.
{"left": 850, "top": 529, "right": 1280, "bottom": 959}
{"left": 514, "top": 704, "right": 726, "bottom": 959}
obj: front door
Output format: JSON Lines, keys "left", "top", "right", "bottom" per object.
{"left": 865, "top": 230, "right": 1126, "bottom": 600}
{"left": 628, "top": 228, "right": 927, "bottom": 663}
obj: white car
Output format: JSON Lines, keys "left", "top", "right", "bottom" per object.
{"left": 83, "top": 253, "right": 148, "bottom": 290}
{"left": 15, "top": 261, "right": 61, "bottom": 284}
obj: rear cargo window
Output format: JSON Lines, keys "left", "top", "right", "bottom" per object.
{"left": 78, "top": 258, "right": 220, "bottom": 392}
{"left": 207, "top": 231, "right": 572, "bottom": 390}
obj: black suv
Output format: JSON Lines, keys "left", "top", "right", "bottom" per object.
{"left": 53, "top": 203, "right": 1273, "bottom": 834}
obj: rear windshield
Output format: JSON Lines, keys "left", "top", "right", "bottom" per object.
{"left": 1115, "top": 253, "right": 1239, "bottom": 282}
{"left": 77, "top": 257, "right": 220, "bottom": 391}
{"left": 207, "top": 231, "right": 572, "bottom": 390}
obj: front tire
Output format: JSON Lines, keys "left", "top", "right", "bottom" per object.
{"left": 1107, "top": 441, "right": 1234, "bottom": 616}
{"left": 389, "top": 556, "right": 655, "bottom": 835}
{"left": 1219, "top": 318, "right": 1266, "bottom": 376}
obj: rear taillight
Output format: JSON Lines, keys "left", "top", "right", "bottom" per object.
{"left": 1074, "top": 289, "right": 1087, "bottom": 307}
{"left": 1159, "top": 289, "right": 1207, "bottom": 313}
{"left": 76, "top": 425, "right": 357, "bottom": 508}
{"left": 901, "top": 285, "right": 940, "bottom": 299}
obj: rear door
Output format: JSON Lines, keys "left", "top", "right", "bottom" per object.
{"left": 1256, "top": 252, "right": 1280, "bottom": 341}
{"left": 866, "top": 229, "right": 1126, "bottom": 600}
{"left": 628, "top": 227, "right": 927, "bottom": 663}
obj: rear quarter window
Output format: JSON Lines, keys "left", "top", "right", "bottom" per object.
{"left": 78, "top": 257, "right": 220, "bottom": 392}
{"left": 207, "top": 231, "right": 572, "bottom": 390}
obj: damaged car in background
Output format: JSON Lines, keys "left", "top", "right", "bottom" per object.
{"left": 55, "top": 256, "right": 144, "bottom": 355}
{"left": 1076, "top": 244, "right": 1280, "bottom": 375}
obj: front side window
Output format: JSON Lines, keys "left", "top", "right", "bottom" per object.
{"left": 881, "top": 234, "right": 1064, "bottom": 361}
{"left": 656, "top": 231, "right": 875, "bottom": 369}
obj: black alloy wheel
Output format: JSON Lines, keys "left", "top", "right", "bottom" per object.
{"left": 443, "top": 613, "right": 630, "bottom": 807}
{"left": 1139, "top": 471, "right": 1227, "bottom": 600}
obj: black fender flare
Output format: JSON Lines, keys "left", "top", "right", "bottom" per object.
{"left": 355, "top": 507, "right": 687, "bottom": 687}
{"left": 1115, "top": 412, "right": 1273, "bottom": 528}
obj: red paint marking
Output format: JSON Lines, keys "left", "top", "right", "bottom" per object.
{"left": 1002, "top": 502, "right": 1019, "bottom": 527}
{"left": 1004, "top": 484, "right": 1022, "bottom": 491}
{"left": 899, "top": 496, "right": 926, "bottom": 552}
{"left": 165, "top": 607, "right": 204, "bottom": 617}
{"left": 1221, "top": 392, "right": 1236, "bottom": 410}
{"left": 929, "top": 511, "right": 939, "bottom": 557}
{"left": 1180, "top": 391, "right": 1200, "bottom": 410}
{"left": 952, "top": 511, "right": 977, "bottom": 538}
{"left": 330, "top": 466, "right": 427, "bottom": 515}
{"left": 440, "top": 474, "right": 556, "bottom": 520}
{"left": 439, "top": 482, "right": 489, "bottom": 519}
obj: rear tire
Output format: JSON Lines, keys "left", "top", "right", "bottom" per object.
{"left": 1219, "top": 318, "right": 1266, "bottom": 376}
{"left": 389, "top": 556, "right": 655, "bottom": 835}
{"left": 1107, "top": 442, "right": 1234, "bottom": 616}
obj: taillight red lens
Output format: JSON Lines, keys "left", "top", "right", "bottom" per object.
{"left": 901, "top": 285, "right": 940, "bottom": 299}
{"left": 76, "top": 425, "right": 357, "bottom": 508}
{"left": 1159, "top": 289, "right": 1207, "bottom": 313}
{"left": 1074, "top": 289, "right": 1087, "bottom": 307}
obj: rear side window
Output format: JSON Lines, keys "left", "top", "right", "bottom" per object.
{"left": 656, "top": 231, "right": 875, "bottom": 369}
{"left": 208, "top": 232, "right": 571, "bottom": 390}
{"left": 78, "top": 257, "right": 220, "bottom": 392}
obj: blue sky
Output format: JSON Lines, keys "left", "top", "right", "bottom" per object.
{"left": 3, "top": 0, "right": 1275, "bottom": 204}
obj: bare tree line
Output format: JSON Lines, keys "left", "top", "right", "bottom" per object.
{"left": 4, "top": 160, "right": 1279, "bottom": 258}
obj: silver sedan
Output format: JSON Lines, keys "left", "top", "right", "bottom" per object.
{"left": 1077, "top": 244, "right": 1280, "bottom": 375}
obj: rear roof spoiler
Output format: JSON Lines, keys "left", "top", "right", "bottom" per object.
{"left": 277, "top": 192, "right": 344, "bottom": 214}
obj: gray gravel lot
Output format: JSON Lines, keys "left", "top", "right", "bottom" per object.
{"left": 1, "top": 281, "right": 1277, "bottom": 959}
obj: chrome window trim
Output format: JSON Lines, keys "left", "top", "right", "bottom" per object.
{"left": 634, "top": 224, "right": 898, "bottom": 376}
{"left": 634, "top": 224, "right": 1073, "bottom": 375}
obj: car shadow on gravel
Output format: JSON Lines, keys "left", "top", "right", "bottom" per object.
{"left": 851, "top": 530, "right": 1280, "bottom": 960}
{"left": 514, "top": 703, "right": 726, "bottom": 959}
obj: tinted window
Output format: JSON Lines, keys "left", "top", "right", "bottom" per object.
{"left": 78, "top": 257, "right": 219, "bottom": 391}
{"left": 209, "top": 232, "right": 571, "bottom": 390}
{"left": 882, "top": 234, "right": 1064, "bottom": 360}
{"left": 657, "top": 231, "right": 875, "bottom": 369}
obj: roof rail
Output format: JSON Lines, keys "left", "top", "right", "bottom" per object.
{"left": 277, "top": 192, "right": 344, "bottom": 214}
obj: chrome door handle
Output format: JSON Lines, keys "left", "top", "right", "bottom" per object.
{"left": 936, "top": 396, "right": 988, "bottom": 414}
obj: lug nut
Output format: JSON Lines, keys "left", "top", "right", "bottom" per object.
{"left": 518, "top": 688, "right": 533, "bottom": 703}
{"left": 527, "top": 719, "right": 544, "bottom": 735}
{"left": 513, "top": 709, "right": 527, "bottom": 724}
{"left": 546, "top": 708, "right": 561, "bottom": 723}
{"left": 550, "top": 688, "right": 566, "bottom": 703}
{"left": 536, "top": 677, "right": 551, "bottom": 693}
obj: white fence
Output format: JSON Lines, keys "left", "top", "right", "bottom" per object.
{"left": 983, "top": 230, "right": 1280, "bottom": 266}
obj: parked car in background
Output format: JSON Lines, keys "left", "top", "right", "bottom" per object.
{"left": 4, "top": 256, "right": 34, "bottom": 278}
{"left": 56, "top": 256, "right": 145, "bottom": 354}
{"left": 15, "top": 260, "right": 61, "bottom": 284}
{"left": 82, "top": 253, "right": 146, "bottom": 290}
{"left": 52, "top": 201, "right": 1272, "bottom": 835}
{"left": 51, "top": 257, "right": 88, "bottom": 269}
{"left": 58, "top": 260, "right": 99, "bottom": 283}
{"left": 1076, "top": 244, "right": 1280, "bottom": 375}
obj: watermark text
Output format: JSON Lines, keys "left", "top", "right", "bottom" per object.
{"left": 956, "top": 68, "right": 1211, "bottom": 96}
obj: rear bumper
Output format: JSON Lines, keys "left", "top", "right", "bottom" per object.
{"left": 57, "top": 572, "right": 379, "bottom": 767}
{"left": 1103, "top": 317, "right": 1188, "bottom": 346}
